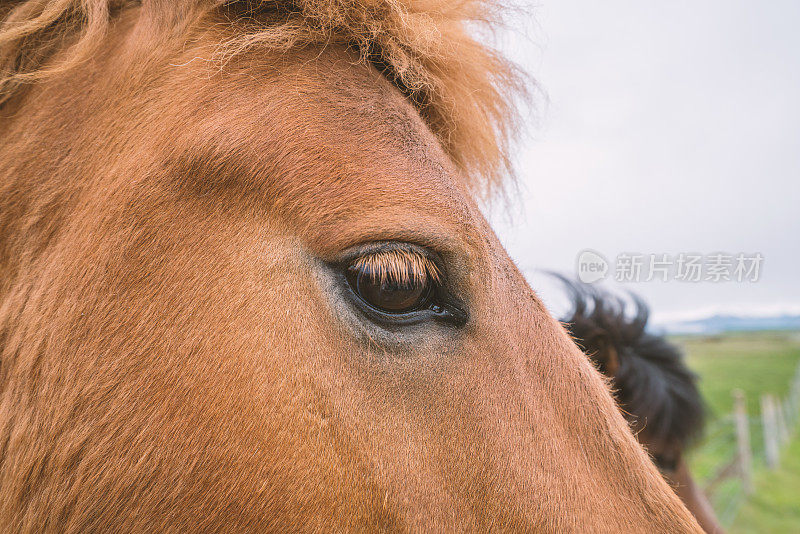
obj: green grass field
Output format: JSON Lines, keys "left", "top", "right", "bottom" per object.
{"left": 670, "top": 331, "right": 800, "bottom": 532}
{"left": 733, "top": 437, "right": 800, "bottom": 533}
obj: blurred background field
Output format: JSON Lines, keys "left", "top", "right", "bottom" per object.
{"left": 675, "top": 331, "right": 800, "bottom": 532}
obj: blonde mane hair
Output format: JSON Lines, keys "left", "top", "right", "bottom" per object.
{"left": 0, "top": 0, "right": 524, "bottom": 197}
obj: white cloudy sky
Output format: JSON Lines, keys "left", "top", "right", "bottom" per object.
{"left": 488, "top": 1, "right": 800, "bottom": 323}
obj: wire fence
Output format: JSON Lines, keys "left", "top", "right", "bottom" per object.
{"left": 693, "top": 362, "right": 800, "bottom": 526}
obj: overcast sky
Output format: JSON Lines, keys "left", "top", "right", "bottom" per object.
{"left": 489, "top": 1, "right": 800, "bottom": 323}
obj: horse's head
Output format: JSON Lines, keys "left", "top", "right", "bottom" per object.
{"left": 0, "top": 2, "right": 701, "bottom": 531}
{"left": 558, "top": 277, "right": 723, "bottom": 532}
{"left": 556, "top": 277, "right": 706, "bottom": 464}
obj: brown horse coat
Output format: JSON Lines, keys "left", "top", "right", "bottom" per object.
{"left": 0, "top": 2, "right": 702, "bottom": 532}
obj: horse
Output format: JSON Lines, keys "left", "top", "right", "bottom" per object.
{"left": 558, "top": 276, "right": 724, "bottom": 533}
{"left": 0, "top": 1, "right": 703, "bottom": 531}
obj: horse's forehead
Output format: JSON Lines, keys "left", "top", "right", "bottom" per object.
{"left": 157, "top": 45, "right": 478, "bottom": 256}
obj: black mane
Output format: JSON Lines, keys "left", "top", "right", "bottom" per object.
{"left": 557, "top": 276, "right": 705, "bottom": 452}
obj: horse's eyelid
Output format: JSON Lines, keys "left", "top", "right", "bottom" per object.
{"left": 351, "top": 250, "right": 441, "bottom": 285}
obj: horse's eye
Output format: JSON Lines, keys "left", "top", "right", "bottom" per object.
{"left": 346, "top": 265, "right": 432, "bottom": 314}
{"left": 653, "top": 453, "right": 679, "bottom": 473}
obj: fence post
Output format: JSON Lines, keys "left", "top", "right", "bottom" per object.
{"left": 784, "top": 398, "right": 794, "bottom": 436}
{"left": 733, "top": 390, "right": 753, "bottom": 494}
{"left": 790, "top": 365, "right": 800, "bottom": 431}
{"left": 762, "top": 394, "right": 780, "bottom": 469}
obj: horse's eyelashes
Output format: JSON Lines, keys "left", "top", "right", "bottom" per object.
{"left": 350, "top": 249, "right": 440, "bottom": 285}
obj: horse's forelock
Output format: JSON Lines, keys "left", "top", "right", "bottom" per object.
{"left": 0, "top": 0, "right": 525, "bottom": 200}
